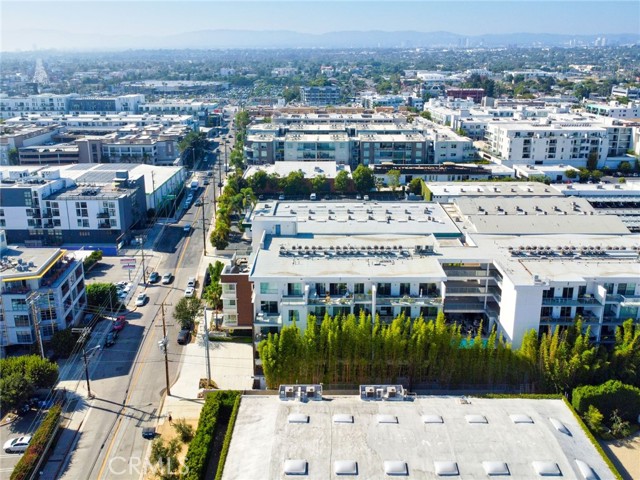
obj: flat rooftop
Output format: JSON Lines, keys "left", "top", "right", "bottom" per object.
{"left": 0, "top": 246, "right": 67, "bottom": 280}
{"left": 222, "top": 395, "right": 613, "bottom": 480}
{"left": 251, "top": 235, "right": 446, "bottom": 280}
{"left": 426, "top": 182, "right": 560, "bottom": 198}
{"left": 253, "top": 201, "right": 461, "bottom": 237}
{"left": 245, "top": 162, "right": 350, "bottom": 180}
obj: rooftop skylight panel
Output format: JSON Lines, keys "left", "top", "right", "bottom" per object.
{"left": 288, "top": 413, "right": 309, "bottom": 424}
{"left": 549, "top": 418, "right": 571, "bottom": 435}
{"left": 284, "top": 459, "right": 308, "bottom": 476}
{"left": 333, "top": 414, "right": 354, "bottom": 423}
{"left": 377, "top": 414, "right": 399, "bottom": 424}
{"left": 509, "top": 414, "right": 534, "bottom": 424}
{"left": 465, "top": 414, "right": 488, "bottom": 424}
{"left": 532, "top": 461, "right": 562, "bottom": 477}
{"left": 575, "top": 460, "right": 597, "bottom": 480}
{"left": 483, "top": 461, "right": 510, "bottom": 476}
{"left": 334, "top": 460, "right": 358, "bottom": 476}
{"left": 422, "top": 414, "right": 444, "bottom": 424}
{"left": 383, "top": 460, "right": 408, "bottom": 476}
{"left": 434, "top": 461, "right": 459, "bottom": 476}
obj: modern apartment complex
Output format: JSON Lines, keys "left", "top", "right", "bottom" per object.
{"left": 0, "top": 243, "right": 87, "bottom": 353}
{"left": 0, "top": 163, "right": 186, "bottom": 248}
{"left": 300, "top": 86, "right": 342, "bottom": 106}
{"left": 244, "top": 113, "right": 475, "bottom": 167}
{"left": 0, "top": 93, "right": 145, "bottom": 119}
{"left": 220, "top": 196, "right": 639, "bottom": 359}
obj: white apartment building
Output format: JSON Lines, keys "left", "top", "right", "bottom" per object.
{"left": 0, "top": 245, "right": 87, "bottom": 352}
{"left": 503, "top": 70, "right": 559, "bottom": 80}
{"left": 220, "top": 198, "right": 639, "bottom": 353}
{"left": 0, "top": 124, "right": 61, "bottom": 166}
{"left": 585, "top": 101, "right": 640, "bottom": 119}
{"left": 0, "top": 94, "right": 76, "bottom": 119}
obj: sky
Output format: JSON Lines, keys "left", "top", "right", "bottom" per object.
{"left": 1, "top": 1, "right": 638, "bottom": 50}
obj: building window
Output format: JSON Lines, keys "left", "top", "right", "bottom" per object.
{"left": 259, "top": 282, "right": 278, "bottom": 295}
{"left": 16, "top": 331, "right": 33, "bottom": 343}
{"left": 75, "top": 202, "right": 88, "bottom": 217}
{"left": 14, "top": 315, "right": 30, "bottom": 327}
{"left": 77, "top": 219, "right": 90, "bottom": 228}
{"left": 288, "top": 310, "right": 300, "bottom": 323}
{"left": 287, "top": 283, "right": 303, "bottom": 296}
{"left": 11, "top": 299, "right": 28, "bottom": 311}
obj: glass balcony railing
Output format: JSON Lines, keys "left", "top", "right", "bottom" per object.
{"left": 255, "top": 312, "right": 282, "bottom": 325}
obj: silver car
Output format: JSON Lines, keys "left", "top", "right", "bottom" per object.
{"left": 4, "top": 435, "right": 31, "bottom": 453}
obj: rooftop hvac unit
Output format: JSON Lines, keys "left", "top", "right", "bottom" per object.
{"left": 285, "top": 386, "right": 294, "bottom": 398}
{"left": 307, "top": 386, "right": 315, "bottom": 396}
{"left": 365, "top": 386, "right": 375, "bottom": 398}
{"left": 387, "top": 386, "right": 397, "bottom": 398}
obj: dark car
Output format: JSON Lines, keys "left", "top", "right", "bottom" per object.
{"left": 104, "top": 331, "right": 118, "bottom": 348}
{"left": 148, "top": 272, "right": 160, "bottom": 283}
{"left": 177, "top": 329, "right": 191, "bottom": 345}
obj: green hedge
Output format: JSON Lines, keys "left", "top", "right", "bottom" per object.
{"left": 11, "top": 404, "right": 61, "bottom": 480}
{"left": 572, "top": 380, "right": 640, "bottom": 423}
{"left": 561, "top": 396, "right": 622, "bottom": 480}
{"left": 82, "top": 250, "right": 103, "bottom": 270}
{"left": 182, "top": 391, "right": 240, "bottom": 480}
{"left": 214, "top": 394, "right": 241, "bottom": 480}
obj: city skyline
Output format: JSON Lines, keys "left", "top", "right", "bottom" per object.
{"left": 2, "top": 1, "right": 639, "bottom": 52}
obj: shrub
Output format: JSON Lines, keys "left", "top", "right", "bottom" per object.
{"left": 214, "top": 394, "right": 241, "bottom": 480}
{"left": 572, "top": 380, "right": 640, "bottom": 424}
{"left": 173, "top": 418, "right": 194, "bottom": 443}
{"left": 11, "top": 404, "right": 61, "bottom": 480}
{"left": 583, "top": 405, "right": 604, "bottom": 434}
{"left": 609, "top": 410, "right": 631, "bottom": 438}
{"left": 82, "top": 250, "right": 103, "bottom": 270}
{"left": 183, "top": 391, "right": 239, "bottom": 480}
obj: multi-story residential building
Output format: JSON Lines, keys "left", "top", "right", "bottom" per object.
{"left": 611, "top": 85, "right": 640, "bottom": 100}
{"left": 0, "top": 93, "right": 76, "bottom": 119}
{"left": 444, "top": 87, "right": 485, "bottom": 103}
{"left": 361, "top": 94, "right": 406, "bottom": 110}
{"left": 585, "top": 101, "right": 640, "bottom": 119}
{"left": 0, "top": 163, "right": 186, "bottom": 249}
{"left": 67, "top": 94, "right": 145, "bottom": 113}
{"left": 503, "top": 70, "right": 559, "bottom": 80}
{"left": 220, "top": 198, "right": 638, "bottom": 358}
{"left": 137, "top": 99, "right": 221, "bottom": 126}
{"left": 245, "top": 113, "right": 475, "bottom": 168}
{"left": 300, "top": 86, "right": 341, "bottom": 106}
{"left": 0, "top": 124, "right": 61, "bottom": 166}
{"left": 0, "top": 244, "right": 87, "bottom": 354}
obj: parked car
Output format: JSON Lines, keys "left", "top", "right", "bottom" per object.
{"left": 177, "top": 329, "right": 191, "bottom": 345}
{"left": 187, "top": 276, "right": 197, "bottom": 288}
{"left": 135, "top": 293, "right": 148, "bottom": 307}
{"left": 363, "top": 195, "right": 370, "bottom": 201}
{"left": 4, "top": 436, "right": 32, "bottom": 453}
{"left": 142, "top": 427, "right": 156, "bottom": 439}
{"left": 112, "top": 315, "right": 126, "bottom": 331}
{"left": 104, "top": 331, "right": 117, "bottom": 348}
{"left": 161, "top": 272, "right": 173, "bottom": 285}
{"left": 310, "top": 193, "right": 317, "bottom": 201}
{"left": 203, "top": 179, "right": 210, "bottom": 185}
{"left": 148, "top": 272, "right": 160, "bottom": 283}
{"left": 278, "top": 194, "right": 285, "bottom": 201}
{"left": 183, "top": 224, "right": 192, "bottom": 233}
{"left": 184, "top": 287, "right": 195, "bottom": 298}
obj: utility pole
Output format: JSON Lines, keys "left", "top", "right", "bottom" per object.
{"left": 201, "top": 199, "right": 207, "bottom": 256}
{"left": 203, "top": 309, "right": 211, "bottom": 385}
{"left": 158, "top": 302, "right": 171, "bottom": 397}
{"left": 138, "top": 235, "right": 147, "bottom": 286}
{"left": 28, "top": 293, "right": 44, "bottom": 359}
{"left": 74, "top": 328, "right": 99, "bottom": 399}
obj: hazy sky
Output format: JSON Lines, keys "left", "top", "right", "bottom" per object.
{"left": 2, "top": 0, "right": 639, "bottom": 37}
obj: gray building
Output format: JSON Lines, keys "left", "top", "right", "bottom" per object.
{"left": 300, "top": 86, "right": 341, "bottom": 106}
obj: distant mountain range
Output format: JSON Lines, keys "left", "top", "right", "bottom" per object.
{"left": 3, "top": 29, "right": 639, "bottom": 51}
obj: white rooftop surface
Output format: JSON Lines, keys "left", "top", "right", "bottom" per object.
{"left": 244, "top": 162, "right": 351, "bottom": 180}
{"left": 552, "top": 180, "right": 640, "bottom": 197}
{"left": 251, "top": 235, "right": 447, "bottom": 279}
{"left": 221, "top": 396, "right": 614, "bottom": 480}
{"left": 465, "top": 234, "right": 640, "bottom": 284}
{"left": 513, "top": 163, "right": 580, "bottom": 175}
{"left": 426, "top": 182, "right": 560, "bottom": 197}
{"left": 451, "top": 197, "right": 631, "bottom": 235}
{"left": 252, "top": 201, "right": 460, "bottom": 236}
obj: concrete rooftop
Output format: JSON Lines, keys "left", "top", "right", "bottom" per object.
{"left": 222, "top": 395, "right": 614, "bottom": 480}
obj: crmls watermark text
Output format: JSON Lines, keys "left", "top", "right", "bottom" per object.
{"left": 107, "top": 457, "right": 189, "bottom": 476}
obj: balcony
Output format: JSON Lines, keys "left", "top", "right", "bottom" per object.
{"left": 605, "top": 294, "right": 624, "bottom": 303}
{"left": 378, "top": 294, "right": 443, "bottom": 307}
{"left": 541, "top": 296, "right": 602, "bottom": 306}
{"left": 97, "top": 211, "right": 110, "bottom": 219}
{"left": 354, "top": 294, "right": 373, "bottom": 302}
{"left": 255, "top": 312, "right": 282, "bottom": 326}
{"left": 281, "top": 295, "right": 306, "bottom": 306}
{"left": 445, "top": 268, "right": 491, "bottom": 278}
{"left": 309, "top": 294, "right": 353, "bottom": 306}
{"left": 98, "top": 222, "right": 111, "bottom": 229}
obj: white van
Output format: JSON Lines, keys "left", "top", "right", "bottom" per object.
{"left": 310, "top": 193, "right": 317, "bottom": 201}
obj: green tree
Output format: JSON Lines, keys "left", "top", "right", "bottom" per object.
{"left": 8, "top": 147, "right": 20, "bottom": 165}
{"left": 584, "top": 405, "right": 604, "bottom": 434}
{"left": 408, "top": 178, "right": 423, "bottom": 195}
{"left": 352, "top": 165, "right": 375, "bottom": 194}
{"left": 283, "top": 170, "right": 309, "bottom": 196}
{"left": 387, "top": 169, "right": 401, "bottom": 192}
{"left": 0, "top": 374, "right": 34, "bottom": 413}
{"left": 420, "top": 111, "right": 432, "bottom": 121}
{"left": 311, "top": 175, "right": 329, "bottom": 194}
{"left": 334, "top": 170, "right": 351, "bottom": 194}
{"left": 565, "top": 169, "right": 577, "bottom": 179}
{"left": 590, "top": 170, "right": 603, "bottom": 182}
{"left": 86, "top": 283, "right": 118, "bottom": 309}
{"left": 173, "top": 418, "right": 195, "bottom": 443}
{"left": 150, "top": 437, "right": 181, "bottom": 479}
{"left": 587, "top": 149, "right": 599, "bottom": 171}
{"left": 247, "top": 170, "right": 268, "bottom": 192}
{"left": 173, "top": 297, "right": 203, "bottom": 330}
{"left": 51, "top": 328, "right": 78, "bottom": 358}
{"left": 0, "top": 355, "right": 58, "bottom": 413}
{"left": 178, "top": 131, "right": 208, "bottom": 168}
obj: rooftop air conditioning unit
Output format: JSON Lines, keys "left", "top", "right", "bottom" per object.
{"left": 285, "top": 386, "right": 294, "bottom": 398}
{"left": 387, "top": 386, "right": 397, "bottom": 398}
{"left": 365, "top": 386, "right": 375, "bottom": 398}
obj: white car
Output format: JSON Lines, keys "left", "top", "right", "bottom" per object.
{"left": 187, "top": 276, "right": 196, "bottom": 288}
{"left": 135, "top": 293, "right": 148, "bottom": 307}
{"left": 184, "top": 287, "right": 195, "bottom": 298}
{"left": 4, "top": 435, "right": 31, "bottom": 453}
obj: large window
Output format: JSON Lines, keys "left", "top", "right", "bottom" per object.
{"left": 377, "top": 283, "right": 391, "bottom": 296}
{"left": 287, "top": 283, "right": 303, "bottom": 296}
{"left": 14, "top": 315, "right": 30, "bottom": 327}
{"left": 288, "top": 310, "right": 300, "bottom": 323}
{"left": 16, "top": 331, "right": 32, "bottom": 343}
{"left": 75, "top": 202, "right": 88, "bottom": 217}
{"left": 329, "top": 283, "right": 347, "bottom": 296}
{"left": 11, "top": 299, "right": 28, "bottom": 311}
{"left": 260, "top": 301, "right": 278, "bottom": 314}
{"left": 259, "top": 282, "right": 278, "bottom": 295}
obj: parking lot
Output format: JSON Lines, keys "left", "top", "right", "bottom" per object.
{"left": 0, "top": 409, "right": 42, "bottom": 475}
